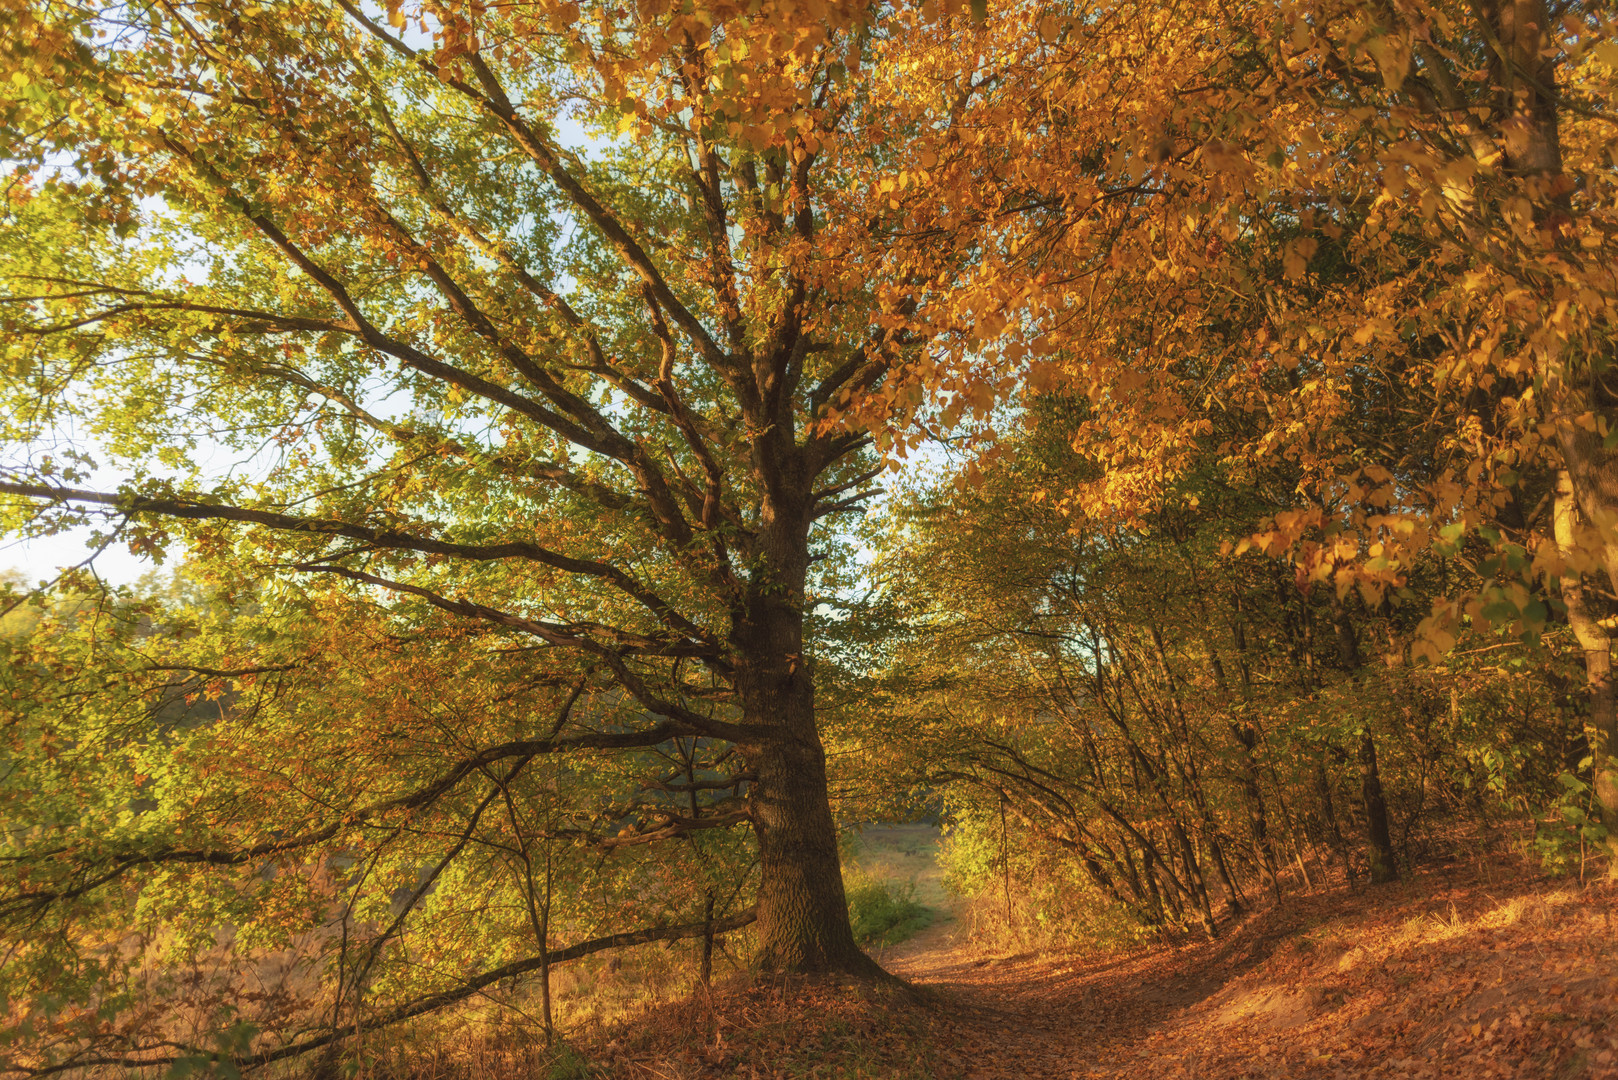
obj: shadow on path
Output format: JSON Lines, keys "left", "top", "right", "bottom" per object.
{"left": 876, "top": 858, "right": 1613, "bottom": 1080}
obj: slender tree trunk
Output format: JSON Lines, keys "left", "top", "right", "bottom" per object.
{"left": 1232, "top": 723, "right": 1281, "bottom": 901}
{"left": 1183, "top": 774, "right": 1242, "bottom": 915}
{"left": 540, "top": 847, "right": 555, "bottom": 1037}
{"left": 1357, "top": 732, "right": 1398, "bottom": 884}
{"left": 1090, "top": 840, "right": 1153, "bottom": 923}
{"left": 1206, "top": 825, "right": 1245, "bottom": 914}
{"left": 1229, "top": 605, "right": 1282, "bottom": 901}
{"left": 1168, "top": 818, "right": 1217, "bottom": 936}
{"left": 1557, "top": 471, "right": 1618, "bottom": 854}
{"left": 1141, "top": 842, "right": 1173, "bottom": 924}
{"left": 700, "top": 891, "right": 715, "bottom": 986}
{"left": 1313, "top": 754, "right": 1352, "bottom": 883}
{"left": 1332, "top": 601, "right": 1398, "bottom": 882}
{"left": 1118, "top": 837, "right": 1164, "bottom": 925}
{"left": 1178, "top": 743, "right": 1245, "bottom": 915}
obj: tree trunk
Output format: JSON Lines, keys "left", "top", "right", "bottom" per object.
{"left": 1313, "top": 754, "right": 1352, "bottom": 882}
{"left": 700, "top": 892, "right": 715, "bottom": 986}
{"left": 1140, "top": 842, "right": 1173, "bottom": 924}
{"left": 747, "top": 695, "right": 873, "bottom": 973}
{"left": 1169, "top": 818, "right": 1217, "bottom": 936}
{"left": 737, "top": 513, "right": 877, "bottom": 975}
{"left": 1232, "top": 722, "right": 1281, "bottom": 901}
{"left": 1332, "top": 601, "right": 1398, "bottom": 883}
{"left": 1357, "top": 731, "right": 1398, "bottom": 884}
{"left": 1556, "top": 471, "right": 1618, "bottom": 854}
{"left": 1229, "top": 608, "right": 1282, "bottom": 900}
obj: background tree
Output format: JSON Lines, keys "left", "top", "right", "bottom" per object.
{"left": 853, "top": 0, "right": 1618, "bottom": 837}
{"left": 861, "top": 398, "right": 1588, "bottom": 941}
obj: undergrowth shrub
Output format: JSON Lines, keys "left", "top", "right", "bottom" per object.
{"left": 938, "top": 796, "right": 1153, "bottom": 954}
{"left": 1529, "top": 761, "right": 1611, "bottom": 879}
{"left": 843, "top": 872, "right": 932, "bottom": 946}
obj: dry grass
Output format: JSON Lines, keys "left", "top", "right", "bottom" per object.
{"left": 843, "top": 825, "right": 953, "bottom": 911}
{"left": 546, "top": 936, "right": 751, "bottom": 1030}
{"left": 71, "top": 830, "right": 1612, "bottom": 1080}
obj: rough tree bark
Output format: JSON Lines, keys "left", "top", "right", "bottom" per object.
{"left": 750, "top": 725, "right": 869, "bottom": 972}
{"left": 738, "top": 501, "right": 881, "bottom": 974}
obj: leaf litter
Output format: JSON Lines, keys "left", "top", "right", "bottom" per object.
{"left": 577, "top": 853, "right": 1616, "bottom": 1079}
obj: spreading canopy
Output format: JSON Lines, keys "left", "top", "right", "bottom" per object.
{"left": 0, "top": 0, "right": 935, "bottom": 1069}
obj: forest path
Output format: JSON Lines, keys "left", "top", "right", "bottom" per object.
{"left": 852, "top": 817, "right": 1227, "bottom": 1079}
{"left": 849, "top": 820, "right": 1241, "bottom": 1078}
{"left": 589, "top": 856, "right": 1615, "bottom": 1079}
{"left": 868, "top": 857, "right": 1618, "bottom": 1080}
{"left": 877, "top": 915, "right": 1214, "bottom": 1080}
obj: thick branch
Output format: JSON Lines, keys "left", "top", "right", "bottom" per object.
{"left": 292, "top": 564, "right": 756, "bottom": 740}
{"left": 0, "top": 481, "right": 712, "bottom": 649}
{"left": 0, "top": 724, "right": 697, "bottom": 921}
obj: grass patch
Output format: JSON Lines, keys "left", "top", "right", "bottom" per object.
{"left": 544, "top": 1041, "right": 594, "bottom": 1080}
{"left": 846, "top": 873, "right": 934, "bottom": 947}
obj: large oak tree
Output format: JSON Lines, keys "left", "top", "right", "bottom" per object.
{"left": 0, "top": 4, "right": 912, "bottom": 1060}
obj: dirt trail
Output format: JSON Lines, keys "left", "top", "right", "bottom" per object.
{"left": 880, "top": 923, "right": 1094, "bottom": 1076}
{"left": 871, "top": 860, "right": 1618, "bottom": 1080}
{"left": 879, "top": 915, "right": 1212, "bottom": 1079}
{"left": 591, "top": 850, "right": 1618, "bottom": 1079}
